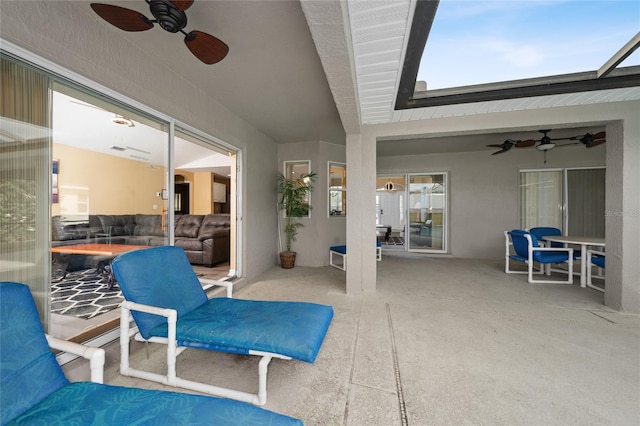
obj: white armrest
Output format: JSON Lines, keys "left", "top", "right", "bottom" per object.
{"left": 121, "top": 301, "right": 178, "bottom": 341}
{"left": 199, "top": 278, "right": 234, "bottom": 298}
{"left": 45, "top": 335, "right": 105, "bottom": 384}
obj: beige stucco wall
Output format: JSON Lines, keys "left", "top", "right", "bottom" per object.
{"left": 378, "top": 142, "right": 606, "bottom": 259}
{"left": 277, "top": 140, "right": 346, "bottom": 267}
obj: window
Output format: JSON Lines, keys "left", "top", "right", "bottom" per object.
{"left": 328, "top": 162, "right": 346, "bottom": 217}
{"left": 283, "top": 160, "right": 311, "bottom": 218}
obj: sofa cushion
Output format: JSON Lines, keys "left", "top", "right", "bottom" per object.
{"left": 51, "top": 216, "right": 79, "bottom": 241}
{"left": 134, "top": 214, "right": 163, "bottom": 237}
{"left": 198, "top": 214, "right": 230, "bottom": 241}
{"left": 175, "top": 215, "right": 204, "bottom": 238}
{"left": 96, "top": 215, "right": 135, "bottom": 236}
{"left": 175, "top": 238, "right": 203, "bottom": 251}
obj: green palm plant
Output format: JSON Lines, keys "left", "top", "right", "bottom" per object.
{"left": 277, "top": 171, "right": 317, "bottom": 253}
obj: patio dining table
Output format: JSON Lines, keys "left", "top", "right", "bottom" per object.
{"left": 542, "top": 236, "right": 605, "bottom": 288}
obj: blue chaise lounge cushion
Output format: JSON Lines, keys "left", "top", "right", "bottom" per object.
{"left": 8, "top": 382, "right": 302, "bottom": 426}
{"left": 112, "top": 246, "right": 334, "bottom": 363}
{"left": 0, "top": 282, "right": 70, "bottom": 424}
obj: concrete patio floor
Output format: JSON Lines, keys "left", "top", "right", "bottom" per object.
{"left": 85, "top": 253, "right": 639, "bottom": 425}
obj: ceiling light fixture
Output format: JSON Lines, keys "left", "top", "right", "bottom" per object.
{"left": 111, "top": 114, "right": 135, "bottom": 127}
{"left": 536, "top": 142, "right": 555, "bottom": 151}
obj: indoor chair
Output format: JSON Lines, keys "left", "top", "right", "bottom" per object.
{"left": 505, "top": 230, "right": 574, "bottom": 284}
{"left": 0, "top": 281, "right": 302, "bottom": 425}
{"left": 111, "top": 246, "right": 334, "bottom": 406}
{"left": 586, "top": 249, "right": 606, "bottom": 292}
{"left": 329, "top": 240, "right": 382, "bottom": 271}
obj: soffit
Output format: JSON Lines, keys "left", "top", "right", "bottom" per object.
{"left": 324, "top": 0, "right": 640, "bottom": 127}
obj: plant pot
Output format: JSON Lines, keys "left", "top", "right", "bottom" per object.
{"left": 280, "top": 251, "right": 296, "bottom": 269}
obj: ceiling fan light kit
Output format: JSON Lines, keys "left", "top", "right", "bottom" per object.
{"left": 487, "top": 129, "right": 606, "bottom": 156}
{"left": 90, "top": 0, "right": 228, "bottom": 64}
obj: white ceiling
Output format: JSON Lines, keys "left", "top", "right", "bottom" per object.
{"left": 52, "top": 91, "right": 231, "bottom": 173}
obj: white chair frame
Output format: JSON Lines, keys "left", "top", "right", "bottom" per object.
{"left": 586, "top": 249, "right": 606, "bottom": 293}
{"left": 504, "top": 231, "right": 574, "bottom": 284}
{"left": 119, "top": 279, "right": 291, "bottom": 406}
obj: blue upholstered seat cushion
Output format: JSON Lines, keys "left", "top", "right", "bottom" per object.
{"left": 330, "top": 245, "right": 347, "bottom": 254}
{"left": 7, "top": 382, "right": 303, "bottom": 426}
{"left": 331, "top": 241, "right": 381, "bottom": 255}
{"left": 148, "top": 297, "right": 334, "bottom": 363}
{"left": 508, "top": 230, "right": 569, "bottom": 265}
{"left": 591, "top": 255, "right": 605, "bottom": 268}
{"left": 1, "top": 282, "right": 70, "bottom": 425}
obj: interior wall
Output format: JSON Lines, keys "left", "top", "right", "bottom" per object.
{"left": 277, "top": 140, "right": 346, "bottom": 267}
{"left": 52, "top": 144, "right": 165, "bottom": 216}
{"left": 1, "top": 1, "right": 279, "bottom": 282}
{"left": 192, "top": 172, "right": 212, "bottom": 215}
{"left": 378, "top": 144, "right": 606, "bottom": 259}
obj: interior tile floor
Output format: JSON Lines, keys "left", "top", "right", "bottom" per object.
{"left": 66, "top": 254, "right": 639, "bottom": 425}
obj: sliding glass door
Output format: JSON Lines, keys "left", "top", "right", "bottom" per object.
{"left": 520, "top": 168, "right": 605, "bottom": 237}
{"left": 407, "top": 173, "right": 447, "bottom": 253}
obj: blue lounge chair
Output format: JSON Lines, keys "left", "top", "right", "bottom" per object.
{"left": 111, "top": 246, "right": 333, "bottom": 406}
{"left": 0, "top": 281, "right": 302, "bottom": 425}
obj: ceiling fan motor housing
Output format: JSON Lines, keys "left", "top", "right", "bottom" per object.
{"left": 149, "top": 0, "right": 187, "bottom": 33}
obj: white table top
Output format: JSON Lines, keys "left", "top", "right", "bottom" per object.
{"left": 543, "top": 236, "right": 605, "bottom": 246}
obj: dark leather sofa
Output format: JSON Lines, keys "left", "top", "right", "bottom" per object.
{"left": 52, "top": 214, "right": 230, "bottom": 267}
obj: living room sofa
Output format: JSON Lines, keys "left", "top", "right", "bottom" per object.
{"left": 51, "top": 214, "right": 230, "bottom": 267}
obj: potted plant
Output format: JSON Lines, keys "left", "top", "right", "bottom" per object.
{"left": 277, "top": 171, "right": 317, "bottom": 268}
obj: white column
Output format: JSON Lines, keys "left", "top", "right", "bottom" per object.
{"left": 605, "top": 119, "right": 640, "bottom": 312}
{"left": 346, "top": 132, "right": 377, "bottom": 293}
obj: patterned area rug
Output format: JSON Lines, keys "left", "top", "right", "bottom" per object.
{"left": 379, "top": 236, "right": 405, "bottom": 245}
{"left": 51, "top": 269, "right": 124, "bottom": 320}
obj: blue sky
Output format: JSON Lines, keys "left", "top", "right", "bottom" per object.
{"left": 417, "top": 0, "right": 640, "bottom": 90}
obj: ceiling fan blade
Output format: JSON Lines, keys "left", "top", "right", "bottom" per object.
{"left": 184, "top": 31, "right": 229, "bottom": 64}
{"left": 486, "top": 144, "right": 505, "bottom": 148}
{"left": 492, "top": 149, "right": 509, "bottom": 155}
{"left": 592, "top": 131, "right": 606, "bottom": 140}
{"left": 91, "top": 3, "right": 153, "bottom": 32}
{"left": 515, "top": 139, "right": 536, "bottom": 148}
{"left": 587, "top": 139, "right": 606, "bottom": 148}
{"left": 170, "top": 0, "right": 194, "bottom": 11}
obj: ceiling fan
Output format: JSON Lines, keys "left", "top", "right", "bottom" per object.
{"left": 90, "top": 0, "right": 228, "bottom": 65}
{"left": 487, "top": 129, "right": 606, "bottom": 155}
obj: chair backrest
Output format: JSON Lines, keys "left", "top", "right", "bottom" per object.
{"left": 529, "top": 227, "right": 562, "bottom": 248}
{"left": 591, "top": 254, "right": 606, "bottom": 268}
{"left": 111, "top": 246, "right": 209, "bottom": 339}
{"left": 508, "top": 229, "right": 540, "bottom": 258}
{"left": 0, "top": 282, "right": 70, "bottom": 424}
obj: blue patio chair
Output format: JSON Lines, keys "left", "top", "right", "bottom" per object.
{"left": 111, "top": 246, "right": 333, "bottom": 406}
{"left": 505, "top": 230, "right": 574, "bottom": 284}
{"left": 530, "top": 226, "right": 581, "bottom": 258}
{"left": 586, "top": 249, "right": 606, "bottom": 292}
{"left": 0, "top": 282, "right": 302, "bottom": 425}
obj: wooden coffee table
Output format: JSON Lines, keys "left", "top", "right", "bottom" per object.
{"left": 51, "top": 243, "right": 150, "bottom": 288}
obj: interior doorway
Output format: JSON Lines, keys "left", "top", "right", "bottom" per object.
{"left": 174, "top": 178, "right": 190, "bottom": 214}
